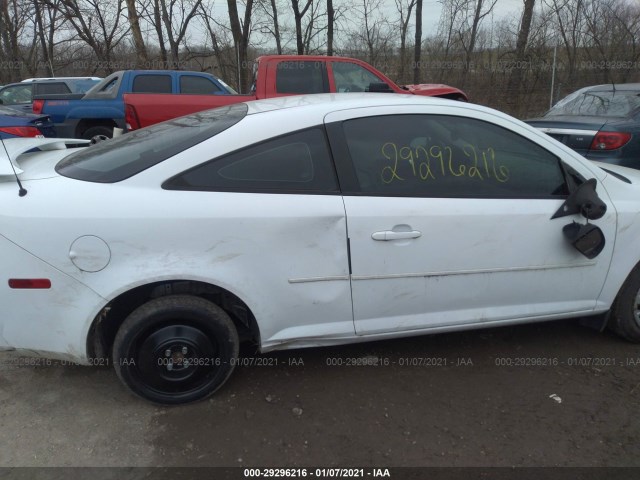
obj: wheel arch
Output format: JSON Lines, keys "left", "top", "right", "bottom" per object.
{"left": 74, "top": 118, "right": 118, "bottom": 138}
{"left": 87, "top": 279, "right": 261, "bottom": 360}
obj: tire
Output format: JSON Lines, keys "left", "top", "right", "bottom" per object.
{"left": 610, "top": 265, "right": 640, "bottom": 342}
{"left": 82, "top": 125, "right": 113, "bottom": 142}
{"left": 112, "top": 295, "right": 240, "bottom": 405}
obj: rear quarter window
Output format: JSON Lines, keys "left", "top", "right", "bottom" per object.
{"left": 56, "top": 103, "right": 248, "bottom": 183}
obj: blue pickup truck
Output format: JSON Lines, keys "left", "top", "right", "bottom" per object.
{"left": 33, "top": 70, "right": 236, "bottom": 140}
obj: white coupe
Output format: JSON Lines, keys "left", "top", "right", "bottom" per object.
{"left": 1, "top": 94, "right": 639, "bottom": 404}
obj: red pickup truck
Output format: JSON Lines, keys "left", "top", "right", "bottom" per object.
{"left": 124, "top": 55, "right": 467, "bottom": 130}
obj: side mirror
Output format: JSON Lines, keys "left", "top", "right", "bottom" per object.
{"left": 551, "top": 178, "right": 606, "bottom": 220}
{"left": 563, "top": 222, "right": 606, "bottom": 259}
{"left": 367, "top": 82, "right": 394, "bottom": 93}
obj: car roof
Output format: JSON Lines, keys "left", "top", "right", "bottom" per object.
{"left": 583, "top": 83, "right": 640, "bottom": 92}
{"left": 20, "top": 77, "right": 102, "bottom": 83}
{"left": 243, "top": 92, "right": 484, "bottom": 118}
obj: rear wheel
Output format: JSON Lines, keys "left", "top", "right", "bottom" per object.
{"left": 113, "top": 295, "right": 239, "bottom": 404}
{"left": 82, "top": 125, "right": 113, "bottom": 142}
{"left": 610, "top": 266, "right": 640, "bottom": 342}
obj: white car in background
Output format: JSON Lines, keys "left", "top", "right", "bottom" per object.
{"left": 1, "top": 94, "right": 640, "bottom": 404}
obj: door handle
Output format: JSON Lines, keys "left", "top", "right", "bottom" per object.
{"left": 371, "top": 230, "right": 422, "bottom": 241}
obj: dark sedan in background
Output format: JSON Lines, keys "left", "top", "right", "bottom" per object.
{"left": 0, "top": 106, "right": 55, "bottom": 139}
{"left": 526, "top": 84, "right": 640, "bottom": 169}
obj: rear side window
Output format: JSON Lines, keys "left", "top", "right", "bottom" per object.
{"left": 165, "top": 128, "right": 338, "bottom": 193}
{"left": 132, "top": 75, "right": 172, "bottom": 93}
{"left": 35, "top": 83, "right": 71, "bottom": 95}
{"left": 276, "top": 61, "right": 328, "bottom": 94}
{"left": 56, "top": 103, "right": 248, "bottom": 183}
{"left": 180, "top": 76, "right": 222, "bottom": 94}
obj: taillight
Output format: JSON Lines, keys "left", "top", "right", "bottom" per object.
{"left": 125, "top": 104, "right": 140, "bottom": 131}
{"left": 0, "top": 126, "right": 44, "bottom": 137}
{"left": 33, "top": 99, "right": 44, "bottom": 114}
{"left": 590, "top": 132, "right": 632, "bottom": 151}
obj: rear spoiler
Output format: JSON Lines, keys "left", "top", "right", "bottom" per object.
{"left": 0, "top": 137, "right": 90, "bottom": 176}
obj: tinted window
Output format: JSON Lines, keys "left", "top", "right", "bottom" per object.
{"left": 56, "top": 104, "right": 248, "bottom": 183}
{"left": 132, "top": 75, "right": 172, "bottom": 93}
{"left": 332, "top": 62, "right": 386, "bottom": 92}
{"left": 276, "top": 61, "right": 327, "bottom": 94}
{"left": 36, "top": 82, "right": 71, "bottom": 95}
{"left": 180, "top": 76, "right": 222, "bottom": 94}
{"left": 340, "top": 115, "right": 568, "bottom": 198}
{"left": 165, "top": 128, "right": 338, "bottom": 193}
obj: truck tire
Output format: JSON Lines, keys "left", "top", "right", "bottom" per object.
{"left": 82, "top": 125, "right": 113, "bottom": 142}
{"left": 113, "top": 295, "right": 240, "bottom": 404}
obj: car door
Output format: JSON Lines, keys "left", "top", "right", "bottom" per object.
{"left": 160, "top": 125, "right": 354, "bottom": 344}
{"left": 325, "top": 106, "right": 616, "bottom": 335}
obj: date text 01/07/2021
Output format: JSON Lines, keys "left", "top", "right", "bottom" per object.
{"left": 243, "top": 468, "right": 391, "bottom": 478}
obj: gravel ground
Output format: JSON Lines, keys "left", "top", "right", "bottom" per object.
{"left": 1, "top": 320, "right": 639, "bottom": 475}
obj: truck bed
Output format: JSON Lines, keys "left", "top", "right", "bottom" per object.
{"left": 124, "top": 93, "right": 256, "bottom": 129}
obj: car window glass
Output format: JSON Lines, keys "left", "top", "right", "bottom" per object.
{"left": 180, "top": 76, "right": 222, "bottom": 94}
{"left": 341, "top": 114, "right": 569, "bottom": 198}
{"left": 133, "top": 75, "right": 172, "bottom": 93}
{"left": 56, "top": 104, "right": 248, "bottom": 183}
{"left": 65, "top": 79, "right": 101, "bottom": 93}
{"left": 0, "top": 85, "right": 32, "bottom": 104}
{"left": 547, "top": 91, "right": 640, "bottom": 117}
{"left": 36, "top": 83, "right": 71, "bottom": 95}
{"left": 332, "top": 62, "right": 386, "bottom": 93}
{"left": 275, "top": 61, "right": 327, "bottom": 94}
{"left": 166, "top": 128, "right": 338, "bottom": 193}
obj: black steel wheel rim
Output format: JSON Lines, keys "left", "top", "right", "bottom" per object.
{"left": 129, "top": 323, "right": 222, "bottom": 397}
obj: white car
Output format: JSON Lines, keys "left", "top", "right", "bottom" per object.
{"left": 1, "top": 94, "right": 640, "bottom": 404}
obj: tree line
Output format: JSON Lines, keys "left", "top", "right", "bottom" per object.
{"left": 0, "top": 0, "right": 639, "bottom": 117}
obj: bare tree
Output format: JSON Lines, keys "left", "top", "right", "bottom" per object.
{"left": 0, "top": 0, "right": 30, "bottom": 81}
{"left": 395, "top": 0, "right": 416, "bottom": 82}
{"left": 346, "top": 0, "right": 394, "bottom": 66}
{"left": 199, "top": 1, "right": 235, "bottom": 81}
{"left": 413, "top": 0, "right": 422, "bottom": 83}
{"left": 125, "top": 0, "right": 148, "bottom": 66}
{"left": 506, "top": 0, "right": 535, "bottom": 94}
{"left": 227, "top": 0, "right": 254, "bottom": 91}
{"left": 327, "top": 0, "right": 334, "bottom": 55}
{"left": 156, "top": 0, "right": 203, "bottom": 68}
{"left": 545, "top": 0, "right": 586, "bottom": 85}
{"left": 255, "top": 0, "right": 282, "bottom": 53}
{"left": 291, "top": 0, "right": 312, "bottom": 54}
{"left": 460, "top": 0, "right": 499, "bottom": 83}
{"left": 50, "top": 0, "right": 129, "bottom": 72}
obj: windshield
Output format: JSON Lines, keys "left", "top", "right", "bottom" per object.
{"left": 56, "top": 103, "right": 248, "bottom": 183}
{"left": 547, "top": 89, "right": 640, "bottom": 117}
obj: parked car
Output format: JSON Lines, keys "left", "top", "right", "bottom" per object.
{"left": 0, "top": 105, "right": 55, "bottom": 139}
{"left": 526, "top": 84, "right": 640, "bottom": 169}
{"left": 0, "top": 77, "right": 101, "bottom": 114}
{"left": 124, "top": 55, "right": 468, "bottom": 130}
{"left": 33, "top": 70, "right": 236, "bottom": 141}
{"left": 2, "top": 94, "right": 640, "bottom": 405}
